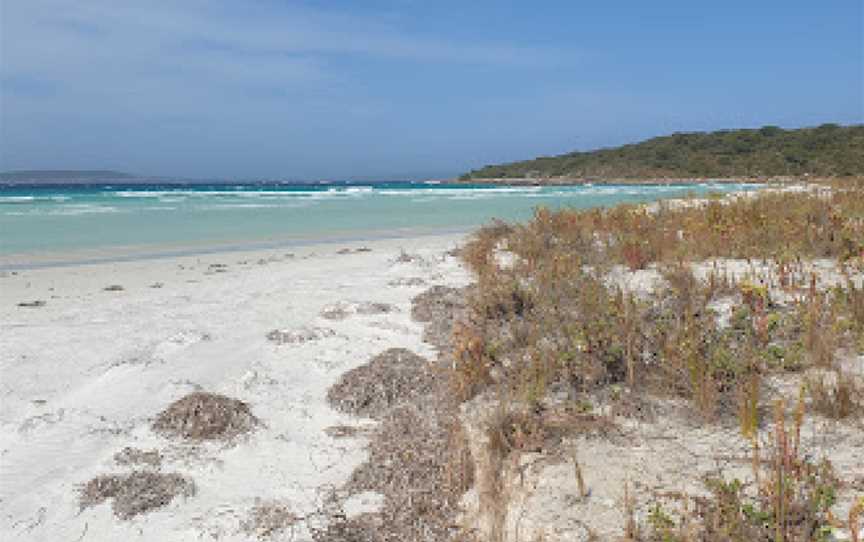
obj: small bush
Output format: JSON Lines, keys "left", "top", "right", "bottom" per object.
{"left": 635, "top": 401, "right": 842, "bottom": 542}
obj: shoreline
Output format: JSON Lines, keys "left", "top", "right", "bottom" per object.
{"left": 0, "top": 226, "right": 476, "bottom": 272}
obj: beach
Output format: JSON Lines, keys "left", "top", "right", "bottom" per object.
{"left": 0, "top": 233, "right": 470, "bottom": 541}
{"left": 3, "top": 184, "right": 863, "bottom": 541}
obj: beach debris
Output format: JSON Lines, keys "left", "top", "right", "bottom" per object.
{"left": 103, "top": 284, "right": 125, "bottom": 292}
{"left": 344, "top": 400, "right": 471, "bottom": 541}
{"left": 320, "top": 301, "right": 399, "bottom": 320}
{"left": 410, "top": 285, "right": 465, "bottom": 322}
{"left": 79, "top": 471, "right": 196, "bottom": 520}
{"left": 357, "top": 302, "right": 398, "bottom": 315}
{"left": 308, "top": 517, "right": 381, "bottom": 542}
{"left": 320, "top": 304, "right": 351, "bottom": 320}
{"left": 393, "top": 249, "right": 424, "bottom": 264}
{"left": 16, "top": 299, "right": 46, "bottom": 308}
{"left": 266, "top": 326, "right": 337, "bottom": 345}
{"left": 337, "top": 246, "right": 372, "bottom": 255}
{"left": 324, "top": 424, "right": 372, "bottom": 439}
{"left": 152, "top": 392, "right": 259, "bottom": 442}
{"left": 241, "top": 369, "right": 279, "bottom": 390}
{"left": 241, "top": 500, "right": 299, "bottom": 539}
{"left": 206, "top": 263, "right": 229, "bottom": 274}
{"left": 149, "top": 282, "right": 164, "bottom": 288}
{"left": 18, "top": 409, "right": 65, "bottom": 434}
{"left": 410, "top": 285, "right": 469, "bottom": 350}
{"left": 113, "top": 447, "right": 162, "bottom": 468}
{"left": 387, "top": 276, "right": 426, "bottom": 287}
{"left": 163, "top": 329, "right": 212, "bottom": 345}
{"left": 327, "top": 348, "right": 434, "bottom": 419}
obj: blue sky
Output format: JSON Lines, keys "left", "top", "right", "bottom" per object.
{"left": 1, "top": 0, "right": 861, "bottom": 180}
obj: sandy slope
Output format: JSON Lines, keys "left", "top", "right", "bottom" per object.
{"left": 0, "top": 234, "right": 470, "bottom": 541}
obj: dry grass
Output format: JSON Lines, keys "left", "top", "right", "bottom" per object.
{"left": 633, "top": 399, "right": 844, "bottom": 542}
{"left": 453, "top": 180, "right": 864, "bottom": 422}
{"left": 445, "top": 179, "right": 864, "bottom": 539}
{"left": 152, "top": 391, "right": 259, "bottom": 442}
{"left": 806, "top": 369, "right": 864, "bottom": 420}
{"left": 79, "top": 471, "right": 196, "bottom": 520}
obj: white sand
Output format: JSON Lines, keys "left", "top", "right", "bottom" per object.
{"left": 0, "top": 233, "right": 471, "bottom": 541}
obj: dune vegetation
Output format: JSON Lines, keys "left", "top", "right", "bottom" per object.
{"left": 445, "top": 178, "right": 864, "bottom": 540}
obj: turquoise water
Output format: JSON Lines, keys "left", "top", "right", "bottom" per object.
{"left": 0, "top": 181, "right": 759, "bottom": 259}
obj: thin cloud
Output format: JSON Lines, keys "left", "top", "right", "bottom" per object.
{"left": 2, "top": 0, "right": 576, "bottom": 83}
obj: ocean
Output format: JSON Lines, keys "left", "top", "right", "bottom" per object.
{"left": 0, "top": 181, "right": 760, "bottom": 265}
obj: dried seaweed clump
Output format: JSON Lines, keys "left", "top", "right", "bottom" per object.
{"left": 113, "top": 446, "right": 162, "bottom": 468}
{"left": 320, "top": 301, "right": 399, "bottom": 320}
{"left": 79, "top": 471, "right": 196, "bottom": 520}
{"left": 310, "top": 517, "right": 383, "bottom": 542}
{"left": 327, "top": 348, "right": 434, "bottom": 419}
{"left": 266, "top": 326, "right": 337, "bottom": 345}
{"left": 242, "top": 500, "right": 299, "bottom": 539}
{"left": 346, "top": 402, "right": 473, "bottom": 541}
{"left": 410, "top": 286, "right": 468, "bottom": 350}
{"left": 152, "top": 391, "right": 258, "bottom": 441}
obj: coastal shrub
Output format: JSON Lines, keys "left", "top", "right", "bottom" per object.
{"left": 440, "top": 180, "right": 864, "bottom": 541}
{"left": 454, "top": 180, "right": 864, "bottom": 422}
{"left": 807, "top": 369, "right": 864, "bottom": 420}
{"left": 634, "top": 400, "right": 843, "bottom": 542}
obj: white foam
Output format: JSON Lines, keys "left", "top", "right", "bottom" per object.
{"left": 4, "top": 204, "right": 124, "bottom": 217}
{"left": 0, "top": 196, "right": 36, "bottom": 204}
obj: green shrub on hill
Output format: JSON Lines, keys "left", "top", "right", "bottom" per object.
{"left": 462, "top": 124, "right": 864, "bottom": 180}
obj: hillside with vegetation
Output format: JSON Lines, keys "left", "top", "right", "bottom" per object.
{"left": 0, "top": 170, "right": 135, "bottom": 184}
{"left": 461, "top": 124, "right": 864, "bottom": 180}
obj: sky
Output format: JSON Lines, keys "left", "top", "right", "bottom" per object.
{"left": 1, "top": 1, "right": 862, "bottom": 180}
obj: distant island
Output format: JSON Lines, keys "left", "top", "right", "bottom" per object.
{"left": 460, "top": 123, "right": 864, "bottom": 182}
{"left": 0, "top": 170, "right": 137, "bottom": 184}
